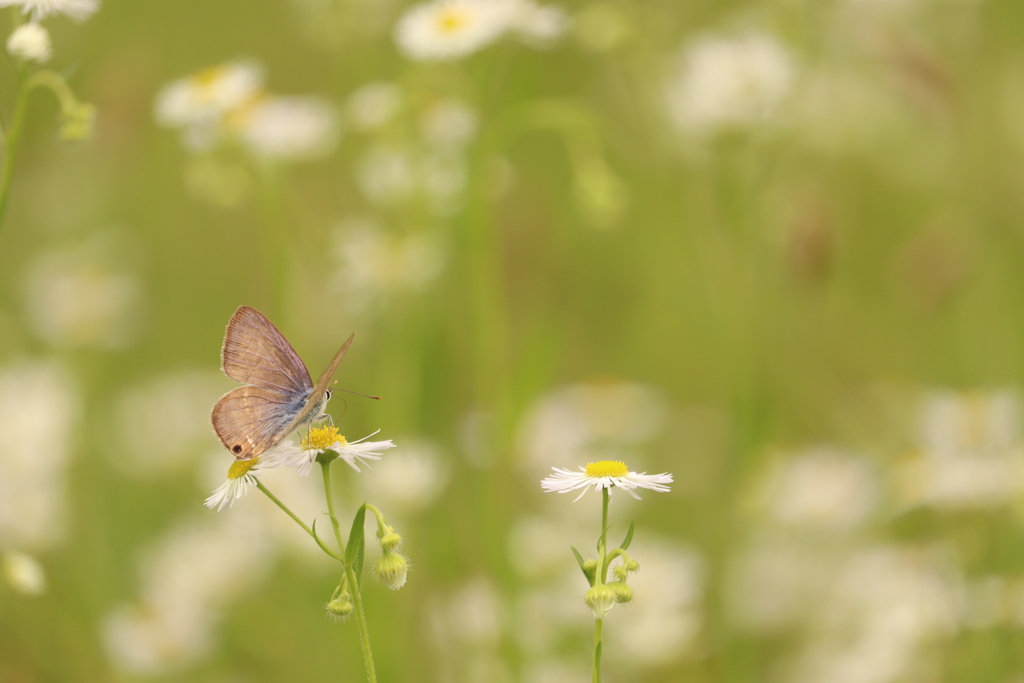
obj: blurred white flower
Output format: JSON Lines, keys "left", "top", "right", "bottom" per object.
{"left": 346, "top": 82, "right": 403, "bottom": 131}
{"left": 103, "top": 515, "right": 273, "bottom": 674}
{"left": 895, "top": 389, "right": 1024, "bottom": 509}
{"left": 608, "top": 540, "right": 704, "bottom": 666}
{"left": 505, "top": 0, "right": 568, "bottom": 46}
{"left": 2, "top": 551, "right": 46, "bottom": 595}
{"left": 111, "top": 371, "right": 225, "bottom": 478}
{"left": 759, "top": 448, "right": 879, "bottom": 529}
{"left": 419, "top": 98, "right": 478, "bottom": 148}
{"left": 358, "top": 438, "right": 449, "bottom": 516}
{"left": 420, "top": 151, "right": 468, "bottom": 212}
{"left": 788, "top": 546, "right": 960, "bottom": 683}
{"left": 155, "top": 62, "right": 264, "bottom": 137}
{"left": 394, "top": 0, "right": 512, "bottom": 61}
{"left": 7, "top": 23, "right": 51, "bottom": 63}
{"left": 0, "top": 0, "right": 98, "bottom": 21}
{"left": 234, "top": 95, "right": 340, "bottom": 161}
{"left": 356, "top": 145, "right": 417, "bottom": 204}
{"left": 429, "top": 577, "right": 504, "bottom": 647}
{"left": 25, "top": 243, "right": 141, "bottom": 350}
{"left": 517, "top": 379, "right": 667, "bottom": 469}
{"left": 330, "top": 220, "right": 446, "bottom": 311}
{"left": 666, "top": 32, "right": 796, "bottom": 135}
{"left": 0, "top": 361, "right": 79, "bottom": 550}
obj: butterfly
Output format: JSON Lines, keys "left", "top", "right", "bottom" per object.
{"left": 211, "top": 305, "right": 354, "bottom": 460}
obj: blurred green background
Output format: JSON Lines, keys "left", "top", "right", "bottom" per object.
{"left": 4, "top": 0, "right": 1024, "bottom": 681}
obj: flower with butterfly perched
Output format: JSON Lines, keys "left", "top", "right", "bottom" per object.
{"left": 266, "top": 424, "right": 396, "bottom": 477}
{"left": 541, "top": 460, "right": 673, "bottom": 501}
{"left": 204, "top": 457, "right": 265, "bottom": 511}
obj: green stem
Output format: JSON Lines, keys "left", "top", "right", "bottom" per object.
{"left": 255, "top": 480, "right": 341, "bottom": 561}
{"left": 321, "top": 461, "right": 377, "bottom": 683}
{"left": 0, "top": 68, "right": 31, "bottom": 234}
{"left": 592, "top": 487, "right": 609, "bottom": 683}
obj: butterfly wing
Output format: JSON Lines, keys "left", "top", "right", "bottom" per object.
{"left": 211, "top": 385, "right": 306, "bottom": 460}
{"left": 279, "top": 333, "right": 355, "bottom": 437}
{"left": 221, "top": 306, "right": 313, "bottom": 396}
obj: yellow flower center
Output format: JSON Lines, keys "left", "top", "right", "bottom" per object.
{"left": 585, "top": 461, "right": 629, "bottom": 478}
{"left": 303, "top": 425, "right": 347, "bottom": 451}
{"left": 227, "top": 457, "right": 259, "bottom": 480}
{"left": 437, "top": 9, "right": 468, "bottom": 34}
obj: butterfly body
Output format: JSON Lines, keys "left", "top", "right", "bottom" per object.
{"left": 212, "top": 306, "right": 353, "bottom": 460}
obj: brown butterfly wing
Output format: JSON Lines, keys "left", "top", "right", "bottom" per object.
{"left": 211, "top": 385, "right": 305, "bottom": 460}
{"left": 279, "top": 333, "right": 355, "bottom": 437}
{"left": 221, "top": 306, "right": 313, "bottom": 396}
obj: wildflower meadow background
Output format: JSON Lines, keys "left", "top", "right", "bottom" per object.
{"left": 3, "top": 0, "right": 1024, "bottom": 681}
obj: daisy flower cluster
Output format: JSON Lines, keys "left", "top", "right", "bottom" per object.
{"left": 394, "top": 0, "right": 568, "bottom": 61}
{"left": 155, "top": 61, "right": 339, "bottom": 161}
{"left": 205, "top": 425, "right": 395, "bottom": 511}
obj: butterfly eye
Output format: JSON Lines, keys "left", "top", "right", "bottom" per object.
{"left": 326, "top": 388, "right": 333, "bottom": 400}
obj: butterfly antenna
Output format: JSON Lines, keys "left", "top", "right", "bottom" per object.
{"left": 337, "top": 388, "right": 382, "bottom": 401}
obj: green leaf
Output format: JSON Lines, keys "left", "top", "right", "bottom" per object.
{"left": 570, "top": 546, "right": 586, "bottom": 571}
{"left": 346, "top": 503, "right": 367, "bottom": 588}
{"left": 619, "top": 521, "right": 635, "bottom": 551}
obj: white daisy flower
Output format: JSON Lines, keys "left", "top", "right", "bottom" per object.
{"left": 394, "top": 0, "right": 512, "bottom": 61}
{"left": 541, "top": 460, "right": 673, "bottom": 501}
{"left": 155, "top": 62, "right": 264, "bottom": 130}
{"left": 7, "top": 23, "right": 51, "bottom": 63}
{"left": 232, "top": 95, "right": 340, "bottom": 161}
{"left": 204, "top": 457, "right": 263, "bottom": 511}
{"left": 266, "top": 425, "right": 396, "bottom": 476}
{"left": 0, "top": 0, "right": 99, "bottom": 22}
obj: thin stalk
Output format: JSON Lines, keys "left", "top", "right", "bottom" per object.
{"left": 592, "top": 487, "right": 609, "bottom": 683}
{"left": 255, "top": 480, "right": 341, "bottom": 561}
{"left": 321, "top": 461, "right": 377, "bottom": 683}
{"left": 0, "top": 68, "right": 30, "bottom": 233}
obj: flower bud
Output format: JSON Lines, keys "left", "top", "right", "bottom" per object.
{"left": 326, "top": 596, "right": 354, "bottom": 620}
{"left": 60, "top": 102, "right": 95, "bottom": 141}
{"left": 624, "top": 558, "right": 640, "bottom": 573}
{"left": 610, "top": 580, "right": 633, "bottom": 604}
{"left": 581, "top": 557, "right": 598, "bottom": 584}
{"left": 374, "top": 550, "right": 409, "bottom": 591}
{"left": 379, "top": 531, "right": 403, "bottom": 552}
{"left": 612, "top": 565, "right": 629, "bottom": 581}
{"left": 584, "top": 584, "right": 616, "bottom": 619}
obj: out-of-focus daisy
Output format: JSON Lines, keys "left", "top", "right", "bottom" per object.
{"left": 0, "top": 0, "right": 99, "bottom": 21}
{"left": 419, "top": 97, "right": 478, "bottom": 149}
{"left": 394, "top": 0, "right": 512, "bottom": 61}
{"left": 232, "top": 95, "right": 339, "bottom": 161}
{"left": 329, "top": 221, "right": 446, "bottom": 312}
{"left": 541, "top": 460, "right": 672, "bottom": 501}
{"left": 155, "top": 62, "right": 263, "bottom": 127}
{"left": 266, "top": 425, "right": 396, "bottom": 476}
{"left": 505, "top": 0, "right": 568, "bottom": 46}
{"left": 7, "top": 23, "right": 51, "bottom": 62}
{"left": 666, "top": 32, "right": 796, "bottom": 135}
{"left": 346, "top": 82, "right": 403, "bottom": 131}
{"left": 204, "top": 457, "right": 264, "bottom": 512}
